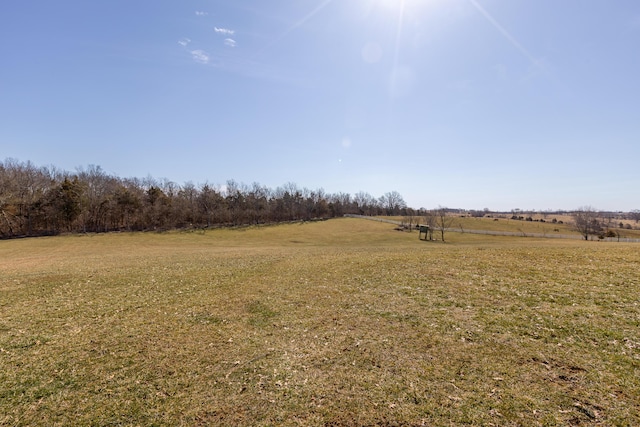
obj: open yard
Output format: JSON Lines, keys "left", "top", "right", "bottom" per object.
{"left": 1, "top": 218, "right": 639, "bottom": 426}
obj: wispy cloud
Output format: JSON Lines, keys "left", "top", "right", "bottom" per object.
{"left": 224, "top": 38, "right": 237, "bottom": 48}
{"left": 190, "top": 50, "right": 210, "bottom": 64}
{"left": 178, "top": 38, "right": 191, "bottom": 47}
{"left": 195, "top": 11, "right": 208, "bottom": 16}
{"left": 214, "top": 27, "right": 235, "bottom": 35}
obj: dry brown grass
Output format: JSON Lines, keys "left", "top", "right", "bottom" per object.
{"left": 1, "top": 218, "right": 639, "bottom": 425}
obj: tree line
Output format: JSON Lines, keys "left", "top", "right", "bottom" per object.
{"left": 0, "top": 159, "right": 408, "bottom": 238}
{"left": 571, "top": 206, "right": 640, "bottom": 241}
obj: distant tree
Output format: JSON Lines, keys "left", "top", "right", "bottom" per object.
{"left": 112, "top": 185, "right": 141, "bottom": 231}
{"left": 434, "top": 206, "right": 456, "bottom": 242}
{"left": 422, "top": 210, "right": 436, "bottom": 240}
{"left": 225, "top": 179, "right": 249, "bottom": 225}
{"left": 76, "top": 165, "right": 115, "bottom": 232}
{"left": 311, "top": 188, "right": 329, "bottom": 219}
{"left": 0, "top": 161, "right": 19, "bottom": 236}
{"left": 353, "top": 191, "right": 376, "bottom": 216}
{"left": 630, "top": 210, "right": 640, "bottom": 223}
{"left": 572, "top": 206, "right": 602, "bottom": 240}
{"left": 403, "top": 208, "right": 417, "bottom": 231}
{"left": 198, "top": 184, "right": 223, "bottom": 227}
{"left": 0, "top": 159, "right": 55, "bottom": 236}
{"left": 600, "top": 211, "right": 617, "bottom": 236}
{"left": 176, "top": 181, "right": 199, "bottom": 226}
{"left": 328, "top": 192, "right": 351, "bottom": 218}
{"left": 246, "top": 182, "right": 269, "bottom": 224}
{"left": 50, "top": 177, "right": 82, "bottom": 231}
{"left": 144, "top": 186, "right": 171, "bottom": 229}
{"left": 379, "top": 191, "right": 406, "bottom": 216}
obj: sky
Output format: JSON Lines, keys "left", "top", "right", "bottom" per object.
{"left": 1, "top": 0, "right": 639, "bottom": 212}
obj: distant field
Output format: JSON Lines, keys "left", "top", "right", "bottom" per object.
{"left": 453, "top": 216, "right": 576, "bottom": 236}
{"left": 1, "top": 218, "right": 639, "bottom": 426}
{"left": 455, "top": 215, "right": 640, "bottom": 239}
{"left": 392, "top": 214, "right": 640, "bottom": 239}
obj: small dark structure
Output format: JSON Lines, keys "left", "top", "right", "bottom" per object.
{"left": 419, "top": 225, "right": 431, "bottom": 241}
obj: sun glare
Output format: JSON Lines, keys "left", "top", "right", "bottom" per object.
{"left": 373, "top": 0, "right": 437, "bottom": 12}
{"left": 362, "top": 0, "right": 439, "bottom": 27}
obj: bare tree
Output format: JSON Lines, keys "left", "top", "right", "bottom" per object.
{"left": 197, "top": 184, "right": 223, "bottom": 227}
{"left": 422, "top": 210, "right": 436, "bottom": 240}
{"left": 329, "top": 192, "right": 351, "bottom": 218}
{"left": 353, "top": 191, "right": 376, "bottom": 216}
{"left": 246, "top": 182, "right": 269, "bottom": 224}
{"left": 403, "top": 208, "right": 416, "bottom": 231}
{"left": 112, "top": 184, "right": 141, "bottom": 231}
{"left": 572, "top": 206, "right": 602, "bottom": 240}
{"left": 434, "top": 206, "right": 456, "bottom": 242}
{"left": 379, "top": 191, "right": 406, "bottom": 216}
{"left": 76, "top": 165, "right": 115, "bottom": 232}
{"left": 177, "top": 181, "right": 199, "bottom": 226}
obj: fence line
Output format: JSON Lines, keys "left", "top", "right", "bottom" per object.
{"left": 344, "top": 215, "right": 640, "bottom": 242}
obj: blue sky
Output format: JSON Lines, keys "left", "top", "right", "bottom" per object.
{"left": 1, "top": 0, "right": 639, "bottom": 211}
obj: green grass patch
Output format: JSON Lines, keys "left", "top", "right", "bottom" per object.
{"left": 1, "top": 218, "right": 639, "bottom": 425}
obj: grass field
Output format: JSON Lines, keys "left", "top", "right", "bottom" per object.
{"left": 1, "top": 218, "right": 639, "bottom": 426}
